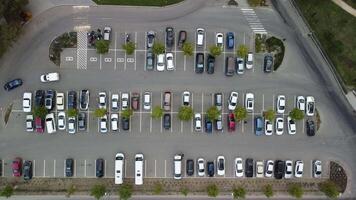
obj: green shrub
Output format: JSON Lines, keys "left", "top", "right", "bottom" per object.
{"left": 122, "top": 41, "right": 136, "bottom": 55}
{"left": 118, "top": 184, "right": 133, "bottom": 200}
{"left": 289, "top": 108, "right": 304, "bottom": 120}
{"left": 263, "top": 185, "right": 273, "bottom": 198}
{"left": 207, "top": 184, "right": 219, "bottom": 197}
{"left": 178, "top": 106, "right": 194, "bottom": 121}
{"left": 96, "top": 40, "right": 110, "bottom": 54}
{"left": 233, "top": 187, "right": 246, "bottom": 199}
{"left": 319, "top": 181, "right": 340, "bottom": 199}
{"left": 288, "top": 184, "right": 303, "bottom": 199}
{"left": 90, "top": 184, "right": 106, "bottom": 200}
{"left": 151, "top": 106, "right": 163, "bottom": 119}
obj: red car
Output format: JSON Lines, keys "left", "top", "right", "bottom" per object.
{"left": 12, "top": 157, "right": 22, "bottom": 177}
{"left": 35, "top": 117, "right": 44, "bottom": 133}
{"left": 131, "top": 93, "right": 140, "bottom": 111}
{"left": 228, "top": 113, "right": 236, "bottom": 132}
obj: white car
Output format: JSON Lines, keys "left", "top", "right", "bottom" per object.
{"left": 276, "top": 95, "right": 286, "bottom": 114}
{"left": 156, "top": 54, "right": 165, "bottom": 71}
{"left": 68, "top": 117, "right": 76, "bottom": 134}
{"left": 245, "top": 93, "right": 254, "bottom": 112}
{"left": 215, "top": 33, "right": 223, "bottom": 49}
{"left": 173, "top": 154, "right": 183, "bottom": 180}
{"left": 112, "top": 94, "right": 119, "bottom": 111}
{"left": 25, "top": 115, "right": 34, "bottom": 132}
{"left": 100, "top": 115, "right": 108, "bottom": 133}
{"left": 194, "top": 113, "right": 202, "bottom": 132}
{"left": 143, "top": 92, "right": 151, "bottom": 110}
{"left": 111, "top": 113, "right": 118, "bottom": 131}
{"left": 287, "top": 117, "right": 296, "bottom": 134}
{"left": 275, "top": 117, "right": 284, "bottom": 135}
{"left": 217, "top": 156, "right": 225, "bottom": 176}
{"left": 295, "top": 160, "right": 304, "bottom": 178}
{"left": 182, "top": 91, "right": 190, "bottom": 106}
{"left": 236, "top": 58, "right": 244, "bottom": 75}
{"left": 135, "top": 154, "right": 144, "bottom": 185}
{"left": 103, "top": 26, "right": 111, "bottom": 41}
{"left": 56, "top": 92, "right": 65, "bottom": 111}
{"left": 265, "top": 160, "right": 274, "bottom": 178}
{"left": 306, "top": 96, "right": 315, "bottom": 116}
{"left": 57, "top": 112, "right": 66, "bottom": 130}
{"left": 98, "top": 92, "right": 107, "bottom": 109}
{"left": 23, "top": 92, "right": 32, "bottom": 112}
{"left": 45, "top": 113, "right": 56, "bottom": 134}
{"left": 121, "top": 93, "right": 129, "bottom": 110}
{"left": 265, "top": 119, "right": 273, "bottom": 136}
{"left": 166, "top": 53, "right": 174, "bottom": 70}
{"left": 313, "top": 160, "right": 322, "bottom": 178}
{"left": 256, "top": 160, "right": 264, "bottom": 178}
{"left": 197, "top": 158, "right": 205, "bottom": 176}
{"left": 296, "top": 96, "right": 305, "bottom": 111}
{"left": 285, "top": 160, "right": 293, "bottom": 179}
{"left": 246, "top": 52, "right": 253, "bottom": 69}
{"left": 228, "top": 92, "right": 238, "bottom": 111}
{"left": 196, "top": 28, "right": 205, "bottom": 47}
{"left": 235, "top": 158, "right": 244, "bottom": 177}
{"left": 40, "top": 72, "right": 59, "bottom": 82}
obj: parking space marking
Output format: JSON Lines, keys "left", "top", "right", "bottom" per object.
{"left": 66, "top": 56, "right": 74, "bottom": 61}
{"left": 144, "top": 32, "right": 147, "bottom": 71}
{"left": 191, "top": 93, "right": 194, "bottom": 133}
{"left": 144, "top": 160, "right": 147, "bottom": 177}
{"left": 129, "top": 92, "right": 132, "bottom": 132}
{"left": 124, "top": 32, "right": 127, "bottom": 71}
{"left": 164, "top": 160, "right": 167, "bottom": 177}
{"left": 63, "top": 160, "right": 65, "bottom": 177}
{"left": 104, "top": 58, "right": 112, "bottom": 63}
{"left": 84, "top": 160, "right": 87, "bottom": 177}
{"left": 201, "top": 92, "right": 204, "bottom": 115}
{"left": 114, "top": 32, "right": 117, "bottom": 70}
{"left": 302, "top": 118, "right": 305, "bottom": 133}
{"left": 105, "top": 159, "right": 107, "bottom": 177}
{"left": 74, "top": 159, "right": 77, "bottom": 177}
{"left": 244, "top": 32, "right": 246, "bottom": 45}
{"left": 174, "top": 31, "right": 177, "bottom": 71}
{"left": 90, "top": 57, "right": 97, "bottom": 62}
{"left": 155, "top": 160, "right": 157, "bottom": 177}
{"left": 54, "top": 160, "right": 56, "bottom": 177}
{"left": 262, "top": 94, "right": 265, "bottom": 111}
{"left": 134, "top": 32, "right": 137, "bottom": 71}
{"left": 273, "top": 94, "right": 275, "bottom": 111}
{"left": 140, "top": 91, "right": 142, "bottom": 133}
{"left": 171, "top": 92, "right": 173, "bottom": 133}
{"left": 43, "top": 160, "right": 46, "bottom": 177}
{"left": 124, "top": 160, "right": 127, "bottom": 177}
{"left": 183, "top": 55, "right": 186, "bottom": 71}
{"left": 99, "top": 54, "right": 102, "bottom": 70}
{"left": 160, "top": 92, "right": 163, "bottom": 133}
{"left": 2, "top": 159, "right": 4, "bottom": 177}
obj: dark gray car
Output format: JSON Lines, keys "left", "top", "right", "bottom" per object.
{"left": 65, "top": 158, "right": 74, "bottom": 177}
{"left": 68, "top": 91, "right": 77, "bottom": 109}
{"left": 195, "top": 53, "right": 204, "bottom": 73}
{"left": 146, "top": 50, "right": 154, "bottom": 70}
{"left": 264, "top": 54, "right": 273, "bottom": 73}
{"left": 166, "top": 27, "right": 174, "bottom": 48}
{"left": 163, "top": 113, "right": 171, "bottom": 130}
{"left": 78, "top": 112, "right": 86, "bottom": 131}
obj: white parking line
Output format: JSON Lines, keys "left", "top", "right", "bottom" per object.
{"left": 53, "top": 160, "right": 56, "bottom": 177}
{"left": 129, "top": 92, "right": 132, "bottom": 132}
{"left": 181, "top": 121, "right": 183, "bottom": 133}
{"left": 124, "top": 160, "right": 127, "bottom": 177}
{"left": 160, "top": 92, "right": 163, "bottom": 133}
{"left": 144, "top": 32, "right": 147, "bottom": 71}
{"left": 244, "top": 32, "right": 246, "bottom": 45}
{"left": 74, "top": 159, "right": 76, "bottom": 177}
{"left": 164, "top": 160, "right": 167, "bottom": 177}
{"left": 114, "top": 32, "right": 117, "bottom": 70}
{"left": 171, "top": 92, "right": 173, "bottom": 133}
{"left": 43, "top": 160, "right": 46, "bottom": 177}
{"left": 154, "top": 160, "right": 157, "bottom": 177}
{"left": 302, "top": 118, "right": 305, "bottom": 133}
{"left": 183, "top": 55, "right": 186, "bottom": 71}
{"left": 262, "top": 94, "right": 265, "bottom": 111}
{"left": 33, "top": 160, "right": 36, "bottom": 177}
{"left": 191, "top": 93, "right": 194, "bottom": 133}
{"left": 140, "top": 91, "right": 142, "bottom": 133}
{"left": 105, "top": 159, "right": 107, "bottom": 177}
{"left": 124, "top": 32, "right": 127, "bottom": 71}
{"left": 272, "top": 94, "right": 275, "bottom": 111}
{"left": 293, "top": 95, "right": 296, "bottom": 108}
{"left": 134, "top": 32, "right": 137, "bottom": 71}
{"left": 63, "top": 160, "right": 65, "bottom": 176}
{"left": 99, "top": 54, "right": 102, "bottom": 70}
{"left": 84, "top": 160, "right": 87, "bottom": 177}
{"left": 144, "top": 160, "right": 147, "bottom": 177}
{"left": 201, "top": 92, "right": 204, "bottom": 114}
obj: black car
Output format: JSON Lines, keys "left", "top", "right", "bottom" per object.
{"left": 122, "top": 117, "right": 129, "bottom": 131}
{"left": 177, "top": 30, "right": 187, "bottom": 49}
{"left": 264, "top": 54, "right": 273, "bottom": 73}
{"left": 274, "top": 160, "right": 285, "bottom": 179}
{"left": 96, "top": 158, "right": 104, "bottom": 178}
{"left": 23, "top": 160, "right": 33, "bottom": 180}
{"left": 65, "top": 158, "right": 74, "bottom": 177}
{"left": 186, "top": 159, "right": 194, "bottom": 176}
{"left": 245, "top": 158, "right": 254, "bottom": 178}
{"left": 206, "top": 55, "right": 215, "bottom": 74}
{"left": 68, "top": 91, "right": 77, "bottom": 109}
{"left": 35, "top": 90, "right": 45, "bottom": 107}
{"left": 163, "top": 113, "right": 171, "bottom": 130}
{"left": 306, "top": 120, "right": 315, "bottom": 136}
{"left": 45, "top": 90, "right": 55, "bottom": 110}
{"left": 146, "top": 50, "right": 154, "bottom": 71}
{"left": 195, "top": 53, "right": 204, "bottom": 73}
{"left": 166, "top": 27, "right": 174, "bottom": 48}
{"left": 80, "top": 89, "right": 89, "bottom": 110}
{"left": 207, "top": 161, "right": 214, "bottom": 177}
{"left": 4, "top": 78, "right": 22, "bottom": 91}
{"left": 0, "top": 160, "right": 2, "bottom": 177}
{"left": 78, "top": 112, "right": 86, "bottom": 131}
{"left": 205, "top": 118, "right": 212, "bottom": 133}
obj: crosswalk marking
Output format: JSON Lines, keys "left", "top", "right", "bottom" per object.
{"left": 77, "top": 31, "right": 88, "bottom": 70}
{"left": 241, "top": 8, "right": 267, "bottom": 34}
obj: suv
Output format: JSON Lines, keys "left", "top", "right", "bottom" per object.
{"left": 205, "top": 118, "right": 212, "bottom": 133}
{"left": 131, "top": 93, "right": 140, "bottom": 111}
{"left": 80, "top": 89, "right": 89, "bottom": 110}
{"left": 147, "top": 31, "right": 155, "bottom": 48}
{"left": 121, "top": 93, "right": 129, "bottom": 110}
{"left": 23, "top": 92, "right": 32, "bottom": 112}
{"left": 306, "top": 120, "right": 315, "bottom": 136}
{"left": 196, "top": 28, "right": 205, "bottom": 47}
{"left": 12, "top": 157, "right": 22, "bottom": 177}
{"left": 255, "top": 116, "right": 263, "bottom": 136}
{"left": 173, "top": 154, "right": 182, "bottom": 180}
{"left": 45, "top": 90, "right": 55, "bottom": 110}
{"left": 68, "top": 91, "right": 77, "bottom": 109}
{"left": 206, "top": 55, "right": 215, "bottom": 74}
{"left": 245, "top": 158, "right": 254, "bottom": 178}
{"left": 143, "top": 92, "right": 151, "bottom": 110}
{"left": 306, "top": 96, "right": 315, "bottom": 116}
{"left": 274, "top": 160, "right": 285, "bottom": 179}
{"left": 195, "top": 53, "right": 204, "bottom": 73}
{"left": 186, "top": 159, "right": 194, "bottom": 176}
{"left": 166, "top": 27, "right": 174, "bottom": 48}
{"left": 228, "top": 92, "right": 238, "bottom": 111}
{"left": 228, "top": 113, "right": 236, "bottom": 132}
{"left": 111, "top": 93, "right": 119, "bottom": 111}
{"left": 226, "top": 32, "right": 234, "bottom": 49}
{"left": 177, "top": 30, "right": 187, "bottom": 49}
{"left": 35, "top": 117, "right": 44, "bottom": 133}
{"left": 26, "top": 115, "right": 34, "bottom": 132}
{"left": 68, "top": 117, "right": 76, "bottom": 134}
{"left": 194, "top": 113, "right": 202, "bottom": 132}
{"left": 236, "top": 57, "right": 244, "bottom": 75}
{"left": 45, "top": 113, "right": 56, "bottom": 134}
{"left": 100, "top": 115, "right": 108, "bottom": 133}
{"left": 245, "top": 93, "right": 254, "bottom": 112}
{"left": 96, "top": 158, "right": 104, "bottom": 178}
{"left": 78, "top": 113, "right": 86, "bottom": 131}
{"left": 163, "top": 114, "right": 171, "bottom": 130}
{"left": 146, "top": 50, "right": 154, "bottom": 71}
{"left": 23, "top": 160, "right": 33, "bottom": 180}
{"left": 207, "top": 161, "right": 214, "bottom": 177}
{"left": 35, "top": 90, "right": 45, "bottom": 107}
{"left": 214, "top": 93, "right": 222, "bottom": 111}
{"left": 65, "top": 158, "right": 74, "bottom": 177}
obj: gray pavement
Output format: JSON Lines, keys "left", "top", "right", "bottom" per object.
{"left": 0, "top": 0, "right": 355, "bottom": 198}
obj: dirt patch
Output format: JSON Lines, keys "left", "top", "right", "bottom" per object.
{"left": 329, "top": 161, "right": 347, "bottom": 193}
{"left": 3, "top": 103, "right": 13, "bottom": 125}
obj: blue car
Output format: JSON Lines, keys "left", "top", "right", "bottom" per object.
{"left": 255, "top": 116, "right": 264, "bottom": 136}
{"left": 226, "top": 32, "right": 234, "bottom": 49}
{"left": 205, "top": 118, "right": 212, "bottom": 133}
{"left": 4, "top": 78, "right": 22, "bottom": 91}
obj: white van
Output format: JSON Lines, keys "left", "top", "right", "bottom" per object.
{"left": 196, "top": 28, "right": 205, "bottom": 47}
{"left": 173, "top": 154, "right": 183, "bottom": 180}
{"left": 103, "top": 26, "right": 111, "bottom": 41}
{"left": 115, "top": 153, "right": 124, "bottom": 184}
{"left": 135, "top": 154, "right": 144, "bottom": 185}
{"left": 45, "top": 113, "right": 56, "bottom": 134}
{"left": 246, "top": 52, "right": 253, "bottom": 69}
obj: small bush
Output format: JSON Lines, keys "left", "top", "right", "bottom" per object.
{"left": 118, "top": 184, "right": 133, "bottom": 200}
{"left": 96, "top": 40, "right": 110, "bottom": 54}
{"left": 289, "top": 108, "right": 304, "bottom": 120}
{"left": 182, "top": 42, "right": 194, "bottom": 56}
{"left": 206, "top": 106, "right": 220, "bottom": 121}
{"left": 153, "top": 182, "right": 163, "bottom": 195}
{"left": 33, "top": 106, "right": 48, "bottom": 119}
{"left": 236, "top": 44, "right": 248, "bottom": 58}
{"left": 288, "top": 184, "right": 303, "bottom": 199}
{"left": 152, "top": 42, "right": 165, "bottom": 55}
{"left": 122, "top": 41, "right": 136, "bottom": 55}
{"left": 209, "top": 45, "right": 222, "bottom": 57}
{"left": 247, "top": 0, "right": 263, "bottom": 7}
{"left": 178, "top": 106, "right": 194, "bottom": 121}
{"left": 0, "top": 185, "right": 14, "bottom": 198}
{"left": 319, "top": 181, "right": 340, "bottom": 199}
{"left": 234, "top": 106, "right": 247, "bottom": 121}
{"left": 90, "top": 184, "right": 106, "bottom": 200}
{"left": 67, "top": 108, "right": 78, "bottom": 117}
{"left": 94, "top": 108, "right": 107, "bottom": 118}
{"left": 122, "top": 109, "right": 133, "bottom": 119}
{"left": 263, "top": 185, "right": 274, "bottom": 198}
{"left": 263, "top": 109, "right": 275, "bottom": 121}
{"left": 181, "top": 187, "right": 189, "bottom": 196}
{"left": 66, "top": 184, "right": 76, "bottom": 198}
{"left": 151, "top": 106, "right": 163, "bottom": 119}
{"left": 233, "top": 187, "right": 246, "bottom": 199}
{"left": 207, "top": 184, "right": 219, "bottom": 197}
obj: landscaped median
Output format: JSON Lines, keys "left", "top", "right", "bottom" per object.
{"left": 0, "top": 168, "right": 343, "bottom": 199}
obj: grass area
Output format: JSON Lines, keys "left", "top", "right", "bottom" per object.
{"left": 295, "top": 0, "right": 356, "bottom": 89}
{"left": 266, "top": 36, "right": 285, "bottom": 70}
{"left": 343, "top": 0, "right": 356, "bottom": 9}
{"left": 92, "top": 0, "right": 183, "bottom": 6}
{"left": 49, "top": 32, "right": 77, "bottom": 66}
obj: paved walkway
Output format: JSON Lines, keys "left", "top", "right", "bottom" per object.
{"left": 332, "top": 0, "right": 356, "bottom": 17}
